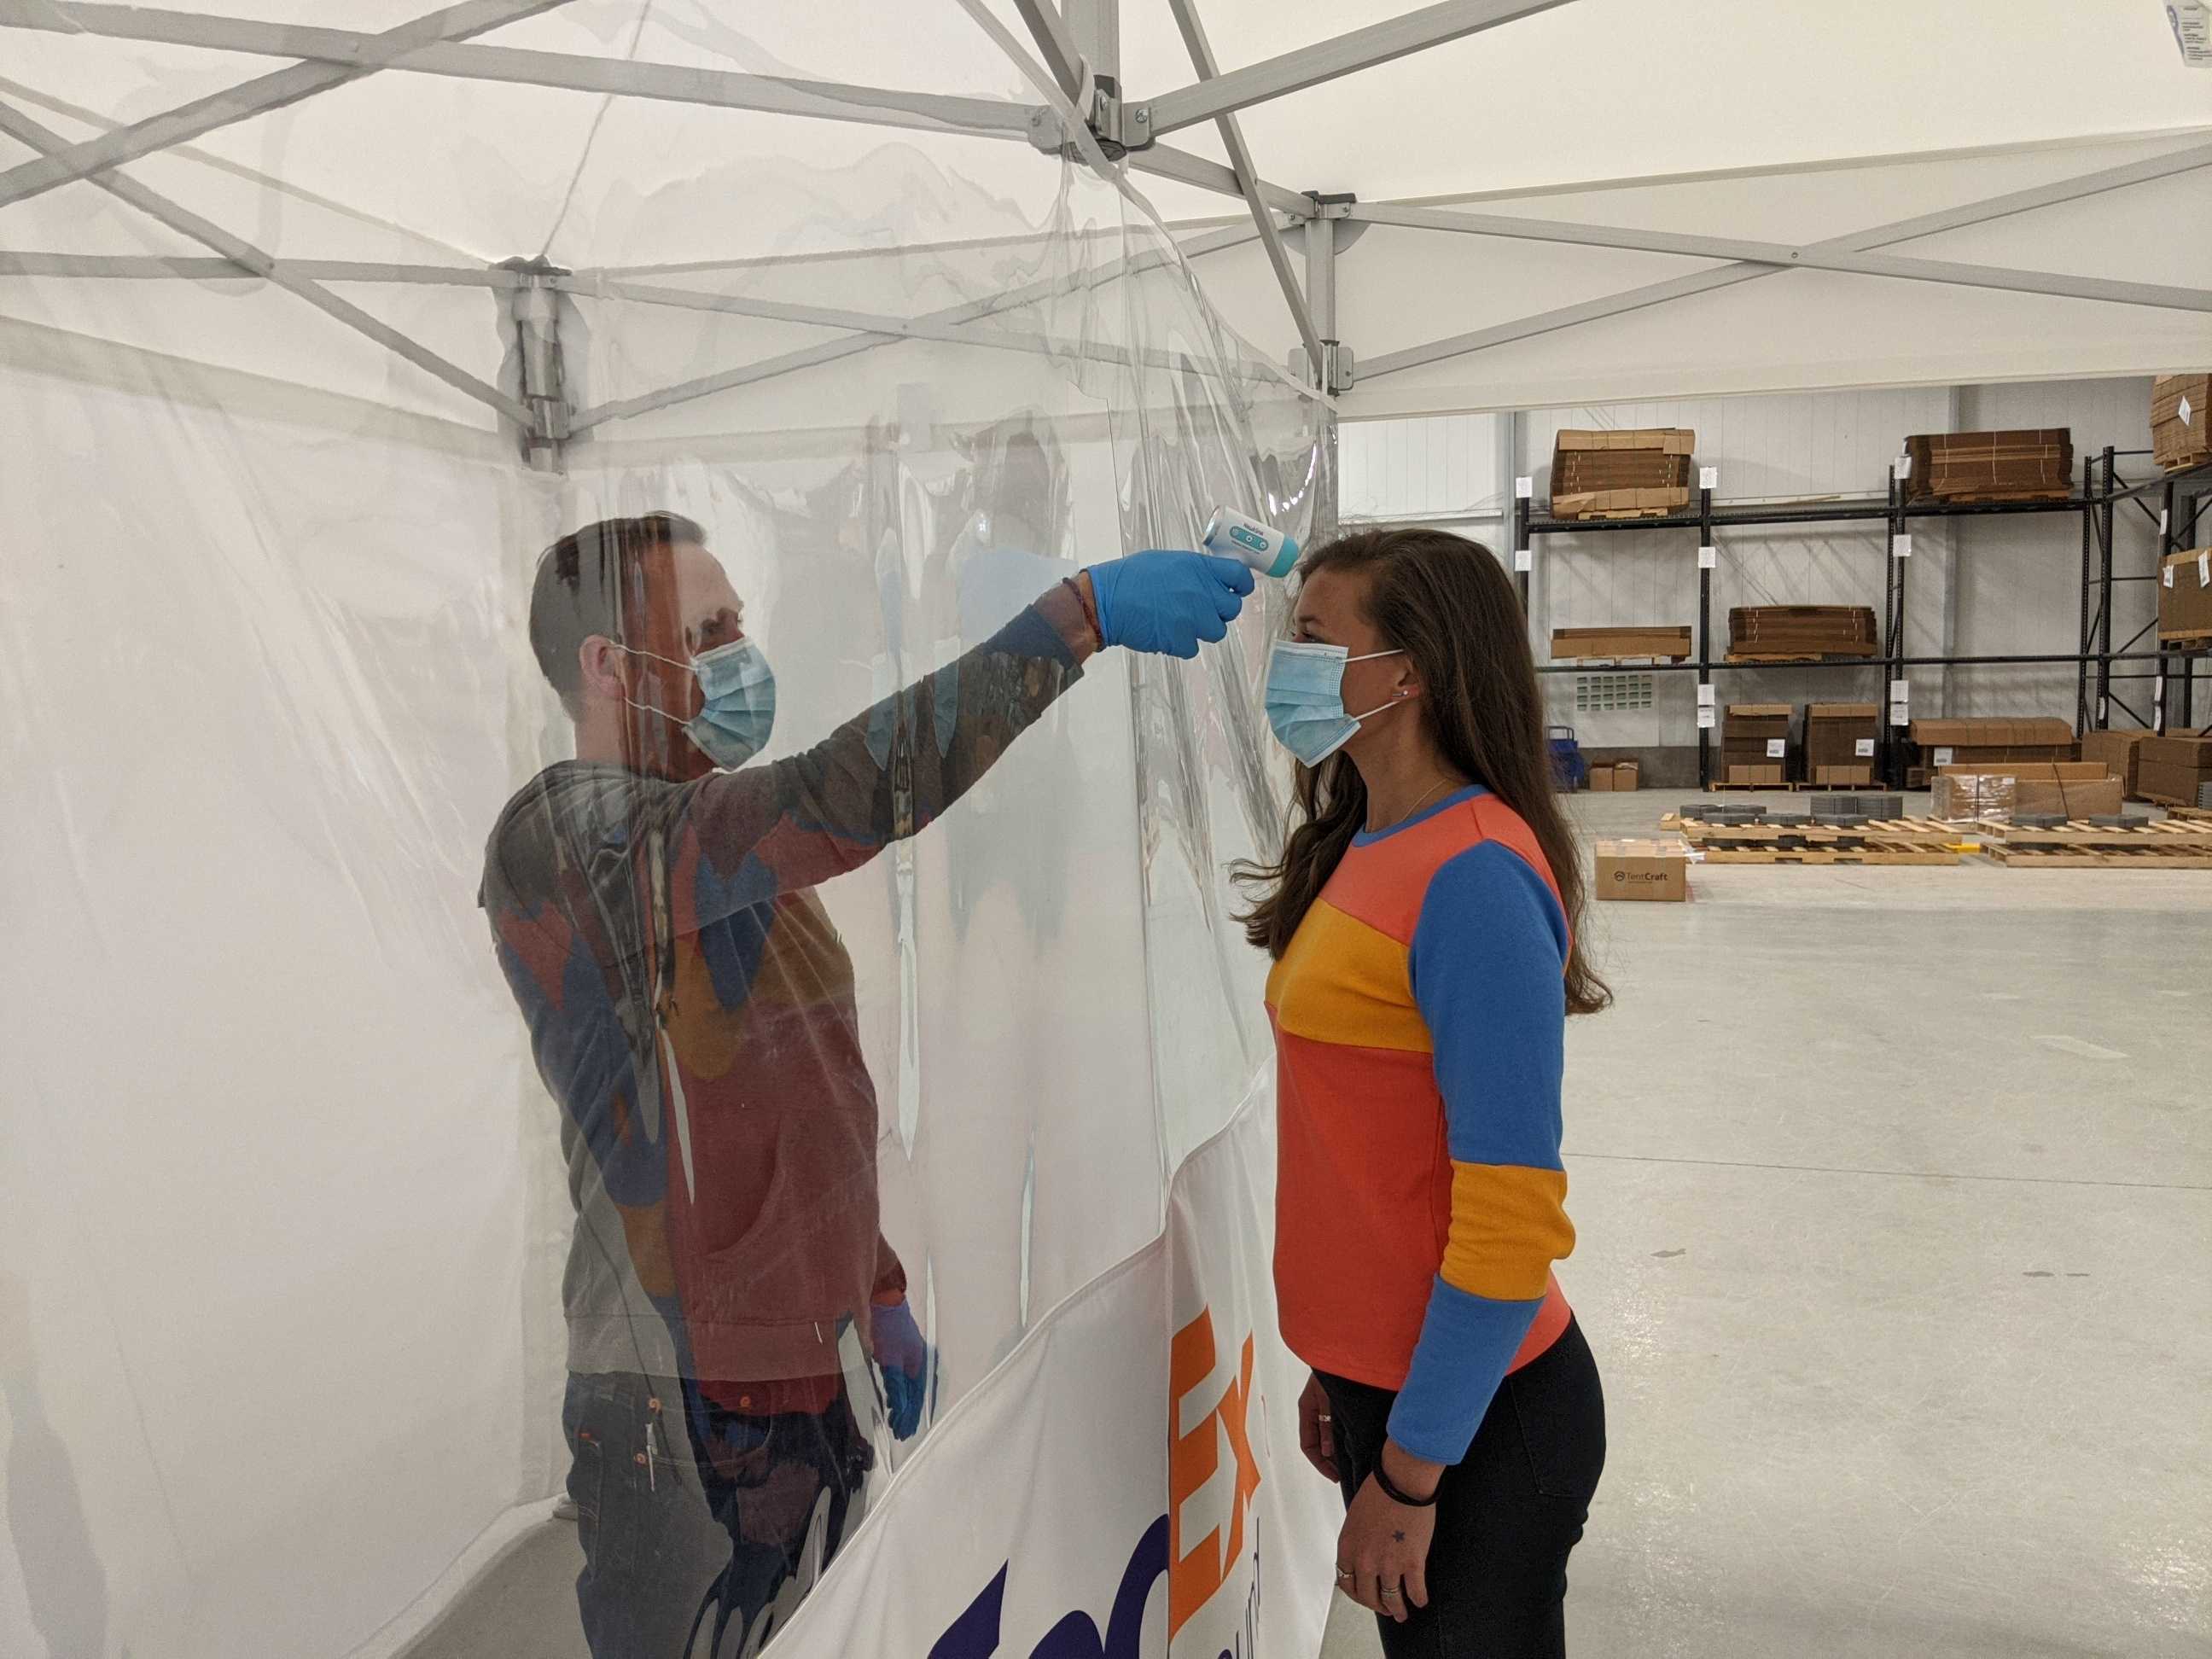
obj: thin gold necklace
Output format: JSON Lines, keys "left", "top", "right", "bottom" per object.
{"left": 1371, "top": 774, "right": 1461, "bottom": 834}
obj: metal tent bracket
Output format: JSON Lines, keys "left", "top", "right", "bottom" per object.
{"left": 499, "top": 256, "right": 571, "bottom": 469}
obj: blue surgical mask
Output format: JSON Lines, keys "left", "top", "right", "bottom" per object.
{"left": 1262, "top": 638, "right": 1408, "bottom": 766}
{"left": 620, "top": 637, "right": 777, "bottom": 769}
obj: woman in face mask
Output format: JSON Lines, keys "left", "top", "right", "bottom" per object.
{"left": 1235, "top": 527, "right": 1611, "bottom": 1659}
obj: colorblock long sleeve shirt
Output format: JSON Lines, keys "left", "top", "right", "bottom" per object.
{"left": 1266, "top": 784, "right": 1575, "bottom": 1464}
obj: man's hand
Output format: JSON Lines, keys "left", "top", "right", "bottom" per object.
{"left": 1085, "top": 552, "right": 1254, "bottom": 659}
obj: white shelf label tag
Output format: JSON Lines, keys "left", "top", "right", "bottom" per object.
{"left": 1698, "top": 544, "right": 1717, "bottom": 569}
{"left": 2182, "top": 396, "right": 2196, "bottom": 427}
{"left": 1933, "top": 747, "right": 1954, "bottom": 765}
{"left": 1515, "top": 474, "right": 1534, "bottom": 499}
{"left": 1766, "top": 737, "right": 1787, "bottom": 760}
{"left": 1889, "top": 678, "right": 1911, "bottom": 701}
{"left": 2199, "top": 550, "right": 2210, "bottom": 586}
{"left": 2159, "top": 508, "right": 2170, "bottom": 538}
{"left": 1698, "top": 465, "right": 1719, "bottom": 491}
{"left": 2165, "top": 565, "right": 2176, "bottom": 588}
{"left": 1888, "top": 702, "right": 1910, "bottom": 728}
{"left": 2098, "top": 696, "right": 2109, "bottom": 724}
{"left": 1697, "top": 684, "right": 1716, "bottom": 706}
{"left": 1855, "top": 737, "right": 1876, "bottom": 758}
{"left": 1894, "top": 455, "right": 1912, "bottom": 480}
{"left": 1514, "top": 548, "right": 1533, "bottom": 573}
{"left": 1892, "top": 533, "right": 1912, "bottom": 559}
{"left": 1696, "top": 705, "right": 1716, "bottom": 730}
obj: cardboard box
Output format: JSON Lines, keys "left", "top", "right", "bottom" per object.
{"left": 1931, "top": 773, "right": 2125, "bottom": 822}
{"left": 1550, "top": 626, "right": 1694, "bottom": 661}
{"left": 1903, "top": 428, "right": 2073, "bottom": 502}
{"left": 2152, "top": 372, "right": 2211, "bottom": 471}
{"left": 2080, "top": 729, "right": 2152, "bottom": 796}
{"left": 2138, "top": 735, "right": 2212, "bottom": 804}
{"left": 2158, "top": 549, "right": 2212, "bottom": 643}
{"left": 1722, "top": 703, "right": 1792, "bottom": 782}
{"left": 1934, "top": 761, "right": 2109, "bottom": 782}
{"left": 1550, "top": 428, "right": 1696, "bottom": 521}
{"left": 1728, "top": 608, "right": 1880, "bottom": 659}
{"left": 1614, "top": 760, "right": 1641, "bottom": 792}
{"left": 1725, "top": 763, "right": 1785, "bottom": 787}
{"left": 1594, "top": 838, "right": 1689, "bottom": 902}
{"left": 1910, "top": 717, "right": 2076, "bottom": 766}
{"left": 1806, "top": 702, "right": 1880, "bottom": 781}
{"left": 1587, "top": 764, "right": 1617, "bottom": 791}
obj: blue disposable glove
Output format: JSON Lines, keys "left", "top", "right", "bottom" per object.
{"left": 1085, "top": 551, "right": 1255, "bottom": 660}
{"left": 872, "top": 1300, "right": 931, "bottom": 1441}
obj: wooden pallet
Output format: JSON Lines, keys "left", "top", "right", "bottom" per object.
{"left": 1976, "top": 818, "right": 2212, "bottom": 851}
{"left": 2157, "top": 629, "right": 2212, "bottom": 648}
{"left": 1555, "top": 655, "right": 1693, "bottom": 666}
{"left": 1553, "top": 509, "right": 1683, "bottom": 523}
{"left": 2170, "top": 805, "right": 2212, "bottom": 824}
{"left": 1985, "top": 846, "right": 2212, "bottom": 869}
{"left": 1665, "top": 814, "right": 1953, "bottom": 845}
{"left": 1700, "top": 846, "right": 1960, "bottom": 865}
{"left": 2140, "top": 790, "right": 2211, "bottom": 811}
{"left": 1722, "top": 651, "right": 1880, "bottom": 665}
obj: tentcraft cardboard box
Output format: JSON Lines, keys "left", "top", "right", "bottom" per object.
{"left": 1594, "top": 838, "right": 1689, "bottom": 902}
{"left": 2157, "top": 548, "right": 2212, "bottom": 643}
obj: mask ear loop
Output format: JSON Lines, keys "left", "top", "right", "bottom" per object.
{"left": 1342, "top": 647, "right": 1413, "bottom": 724}
{"left": 607, "top": 638, "right": 696, "bottom": 725}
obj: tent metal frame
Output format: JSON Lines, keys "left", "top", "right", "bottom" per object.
{"left": 3, "top": 0, "right": 2210, "bottom": 462}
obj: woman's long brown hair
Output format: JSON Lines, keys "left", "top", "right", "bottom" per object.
{"left": 1234, "top": 527, "right": 1611, "bottom": 1016}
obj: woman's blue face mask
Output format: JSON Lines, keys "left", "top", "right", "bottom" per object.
{"left": 1262, "top": 639, "right": 1410, "bottom": 766}
{"left": 619, "top": 637, "right": 777, "bottom": 769}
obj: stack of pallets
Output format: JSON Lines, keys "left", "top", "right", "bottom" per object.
{"left": 1976, "top": 817, "right": 2212, "bottom": 869}
{"left": 1661, "top": 808, "right": 1963, "bottom": 865}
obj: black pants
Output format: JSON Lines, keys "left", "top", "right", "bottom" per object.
{"left": 1319, "top": 1318, "right": 1605, "bottom": 1659}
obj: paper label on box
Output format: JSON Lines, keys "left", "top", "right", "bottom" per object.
{"left": 1515, "top": 474, "right": 1534, "bottom": 499}
{"left": 1698, "top": 466, "right": 1718, "bottom": 491}
{"left": 2165, "top": 565, "right": 2175, "bottom": 588}
{"left": 1697, "top": 544, "right": 1717, "bottom": 569}
{"left": 1892, "top": 533, "right": 1912, "bottom": 559}
{"left": 1696, "top": 684, "right": 1715, "bottom": 706}
{"left": 1855, "top": 737, "right": 1876, "bottom": 758}
{"left": 1766, "top": 738, "right": 1786, "bottom": 759}
{"left": 2183, "top": 396, "right": 2196, "bottom": 427}
{"left": 1933, "top": 746, "right": 1954, "bottom": 765}
{"left": 1894, "top": 455, "right": 1912, "bottom": 480}
{"left": 1696, "top": 706, "right": 1716, "bottom": 730}
{"left": 1514, "top": 548, "right": 1533, "bottom": 572}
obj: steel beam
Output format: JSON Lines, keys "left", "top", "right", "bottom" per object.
{"left": 1363, "top": 137, "right": 2212, "bottom": 381}
{"left": 0, "top": 0, "right": 568, "bottom": 210}
{"left": 1163, "top": 0, "right": 1323, "bottom": 375}
{"left": 1140, "top": 0, "right": 1573, "bottom": 138}
{"left": 0, "top": 251, "right": 522, "bottom": 284}
{"left": 1129, "top": 143, "right": 1314, "bottom": 219}
{"left": 0, "top": 97, "right": 532, "bottom": 424}
{"left": 568, "top": 221, "right": 1267, "bottom": 435}
{"left": 1009, "top": 0, "right": 1089, "bottom": 103}
{"left": 0, "top": 3, "right": 1034, "bottom": 141}
{"left": 1350, "top": 201, "right": 2212, "bottom": 313}
{"left": 1067, "top": 0, "right": 1120, "bottom": 84}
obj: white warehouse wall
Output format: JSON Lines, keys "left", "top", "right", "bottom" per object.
{"left": 1340, "top": 377, "right": 2171, "bottom": 764}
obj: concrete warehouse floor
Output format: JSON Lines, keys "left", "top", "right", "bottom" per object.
{"left": 406, "top": 789, "right": 2212, "bottom": 1659}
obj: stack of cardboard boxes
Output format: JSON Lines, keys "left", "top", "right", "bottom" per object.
{"left": 1930, "top": 763, "right": 2123, "bottom": 822}
{"left": 1804, "top": 703, "right": 1880, "bottom": 787}
{"left": 1721, "top": 704, "right": 1793, "bottom": 786}
{"left": 1910, "top": 719, "right": 2076, "bottom": 771}
{"left": 2159, "top": 547, "right": 2212, "bottom": 645}
{"left": 2152, "top": 373, "right": 2210, "bottom": 472}
{"left": 2138, "top": 735, "right": 2212, "bottom": 808}
{"left": 1548, "top": 428, "right": 1697, "bottom": 521}
{"left": 2081, "top": 730, "right": 2154, "bottom": 800}
{"left": 1902, "top": 428, "right": 2073, "bottom": 502}
{"left": 1586, "top": 761, "right": 1641, "bottom": 792}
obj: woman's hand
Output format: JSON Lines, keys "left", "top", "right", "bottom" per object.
{"left": 1298, "top": 1372, "right": 1339, "bottom": 1481}
{"left": 1336, "top": 1472, "right": 1435, "bottom": 1622}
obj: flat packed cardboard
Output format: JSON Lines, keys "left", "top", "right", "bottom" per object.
{"left": 1934, "top": 761, "right": 2108, "bottom": 782}
{"left": 2137, "top": 735, "right": 2212, "bottom": 805}
{"left": 1931, "top": 773, "right": 2124, "bottom": 821}
{"left": 1550, "top": 626, "right": 1693, "bottom": 661}
{"left": 1903, "top": 428, "right": 2073, "bottom": 502}
{"left": 1728, "top": 607, "right": 1879, "bottom": 658}
{"left": 1550, "top": 428, "right": 1696, "bottom": 521}
{"left": 1806, "top": 702, "right": 1879, "bottom": 782}
{"left": 1910, "top": 717, "right": 2075, "bottom": 765}
{"left": 2152, "top": 373, "right": 2210, "bottom": 470}
{"left": 2157, "top": 549, "right": 2212, "bottom": 642}
{"left": 2080, "top": 729, "right": 2152, "bottom": 796}
{"left": 1594, "top": 839, "right": 1689, "bottom": 902}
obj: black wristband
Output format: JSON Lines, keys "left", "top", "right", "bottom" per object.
{"left": 1370, "top": 1461, "right": 1440, "bottom": 1508}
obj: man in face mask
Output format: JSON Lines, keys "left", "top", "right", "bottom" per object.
{"left": 480, "top": 512, "right": 1250, "bottom": 1656}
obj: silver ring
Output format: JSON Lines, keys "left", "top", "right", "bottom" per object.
{"left": 1380, "top": 1588, "right": 1403, "bottom": 1601}
{"left": 1335, "top": 1569, "right": 1354, "bottom": 1581}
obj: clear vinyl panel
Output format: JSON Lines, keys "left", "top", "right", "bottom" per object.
{"left": 0, "top": 6, "right": 1319, "bottom": 1656}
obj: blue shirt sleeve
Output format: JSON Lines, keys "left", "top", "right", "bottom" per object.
{"left": 1388, "top": 840, "right": 1572, "bottom": 1464}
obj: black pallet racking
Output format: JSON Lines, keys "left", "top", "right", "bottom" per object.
{"left": 2078, "top": 447, "right": 2212, "bottom": 741}
{"left": 1512, "top": 449, "right": 2212, "bottom": 789}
